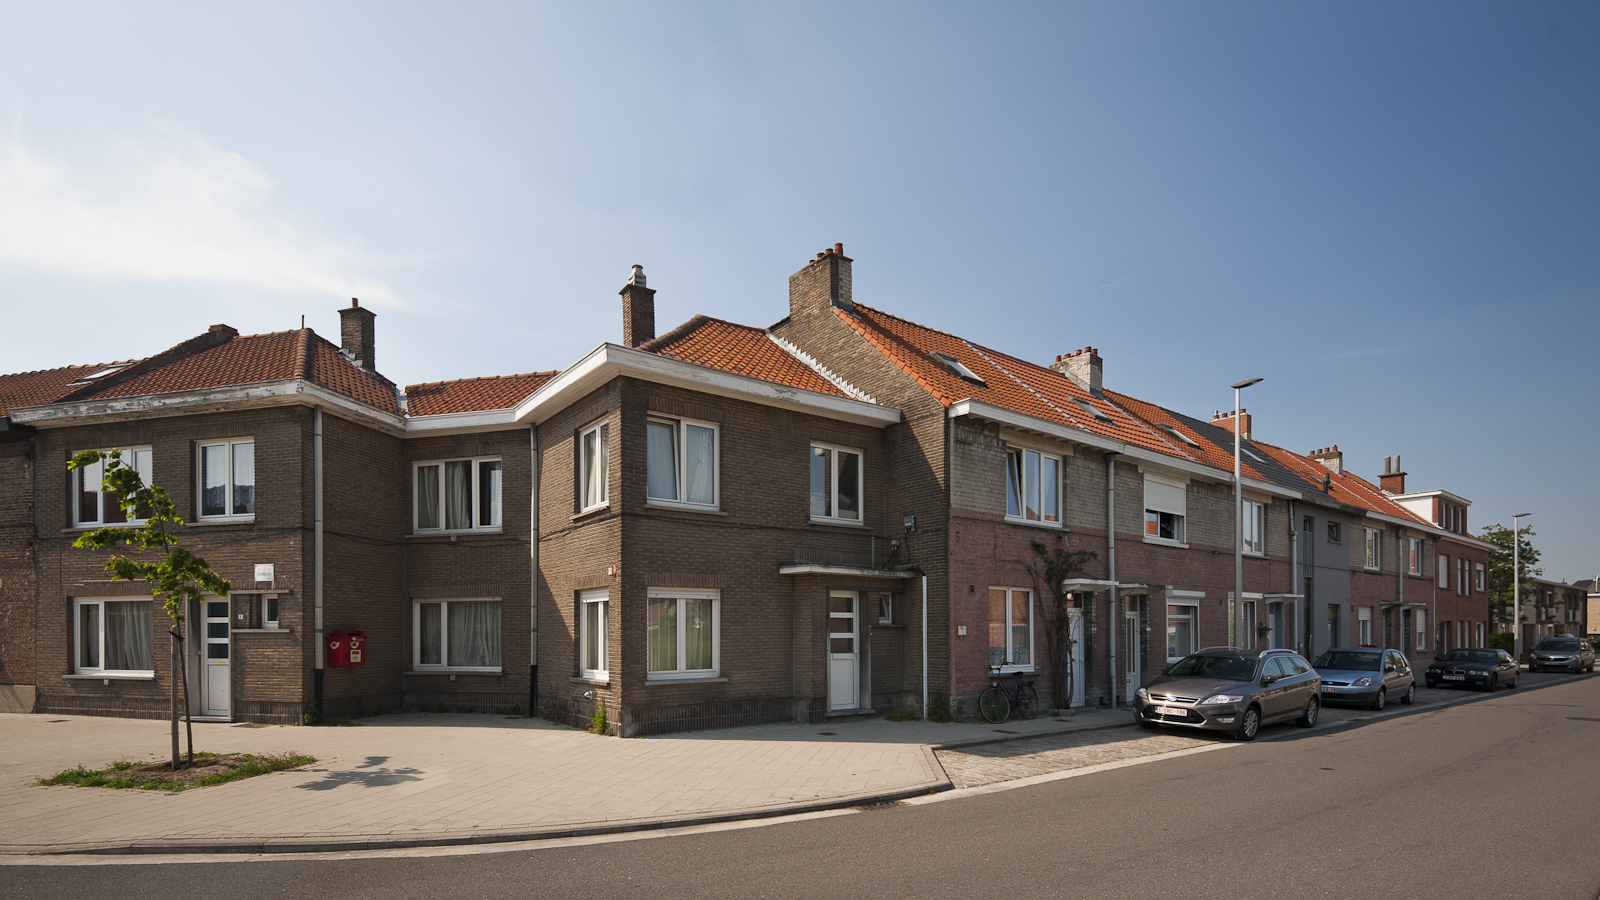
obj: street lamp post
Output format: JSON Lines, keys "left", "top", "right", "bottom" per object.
{"left": 1232, "top": 377, "right": 1263, "bottom": 649}
{"left": 1512, "top": 512, "right": 1531, "bottom": 666}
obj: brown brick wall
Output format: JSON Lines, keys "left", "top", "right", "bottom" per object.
{"left": 0, "top": 437, "right": 36, "bottom": 689}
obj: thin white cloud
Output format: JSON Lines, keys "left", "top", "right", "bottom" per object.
{"left": 0, "top": 126, "right": 399, "bottom": 304}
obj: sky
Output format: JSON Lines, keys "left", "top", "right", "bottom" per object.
{"left": 1, "top": 2, "right": 1595, "bottom": 580}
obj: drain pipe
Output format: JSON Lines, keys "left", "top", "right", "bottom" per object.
{"left": 313, "top": 406, "right": 325, "bottom": 715}
{"left": 1106, "top": 451, "right": 1120, "bottom": 710}
{"left": 921, "top": 573, "right": 928, "bottom": 717}
{"left": 529, "top": 425, "right": 539, "bottom": 717}
{"left": 1289, "top": 500, "right": 1301, "bottom": 655}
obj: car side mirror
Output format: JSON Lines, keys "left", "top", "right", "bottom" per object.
{"left": 1261, "top": 674, "right": 1278, "bottom": 685}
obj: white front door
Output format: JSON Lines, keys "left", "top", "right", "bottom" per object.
{"left": 1068, "top": 608, "right": 1085, "bottom": 708}
{"left": 828, "top": 591, "right": 859, "bottom": 712}
{"left": 1123, "top": 610, "right": 1140, "bottom": 699}
{"left": 202, "top": 600, "right": 230, "bottom": 717}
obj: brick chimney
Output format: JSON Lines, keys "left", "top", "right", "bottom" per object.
{"left": 339, "top": 298, "right": 376, "bottom": 372}
{"left": 620, "top": 264, "right": 656, "bottom": 348}
{"left": 1311, "top": 445, "right": 1344, "bottom": 475}
{"left": 789, "top": 243, "right": 852, "bottom": 324}
{"left": 1380, "top": 454, "right": 1406, "bottom": 494}
{"left": 1211, "top": 408, "right": 1253, "bottom": 440}
{"left": 1050, "top": 347, "right": 1103, "bottom": 396}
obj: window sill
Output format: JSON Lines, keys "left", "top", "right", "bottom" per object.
{"left": 809, "top": 517, "right": 867, "bottom": 529}
{"left": 645, "top": 502, "right": 727, "bottom": 517}
{"left": 571, "top": 506, "right": 611, "bottom": 522}
{"left": 1242, "top": 551, "right": 1268, "bottom": 559}
{"left": 189, "top": 517, "right": 256, "bottom": 527}
{"left": 571, "top": 675, "right": 610, "bottom": 686}
{"left": 64, "top": 673, "right": 154, "bottom": 681}
{"left": 992, "top": 666, "right": 1037, "bottom": 676}
{"left": 645, "top": 675, "right": 728, "bottom": 685}
{"left": 1004, "top": 517, "right": 1066, "bottom": 532}
{"left": 62, "top": 523, "right": 147, "bottom": 532}
{"left": 871, "top": 622, "right": 905, "bottom": 630}
{"left": 1143, "top": 537, "right": 1188, "bottom": 549}
{"left": 404, "top": 669, "right": 503, "bottom": 676}
{"left": 406, "top": 530, "right": 505, "bottom": 539}
{"left": 233, "top": 627, "right": 292, "bottom": 634}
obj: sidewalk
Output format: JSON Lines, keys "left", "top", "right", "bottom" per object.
{"left": 0, "top": 707, "right": 1133, "bottom": 856}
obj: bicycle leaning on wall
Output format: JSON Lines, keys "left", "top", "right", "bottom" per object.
{"left": 978, "top": 665, "right": 1039, "bottom": 724}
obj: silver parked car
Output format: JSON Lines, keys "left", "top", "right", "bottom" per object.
{"left": 1313, "top": 648, "right": 1415, "bottom": 710}
{"left": 1135, "top": 647, "right": 1320, "bottom": 741}
{"left": 1528, "top": 637, "right": 1595, "bottom": 674}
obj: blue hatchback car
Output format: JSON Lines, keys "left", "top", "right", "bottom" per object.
{"left": 1313, "top": 648, "right": 1415, "bottom": 710}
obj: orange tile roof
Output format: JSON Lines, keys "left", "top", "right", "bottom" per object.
{"left": 1251, "top": 442, "right": 1431, "bottom": 524}
{"left": 1105, "top": 390, "right": 1271, "bottom": 481}
{"left": 405, "top": 371, "right": 558, "bottom": 416}
{"left": 0, "top": 363, "right": 134, "bottom": 417}
{"left": 639, "top": 315, "right": 847, "bottom": 397}
{"left": 836, "top": 304, "right": 1187, "bottom": 458}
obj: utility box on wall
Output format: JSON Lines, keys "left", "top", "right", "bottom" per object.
{"left": 327, "top": 631, "right": 366, "bottom": 667}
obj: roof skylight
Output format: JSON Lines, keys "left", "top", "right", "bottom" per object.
{"left": 1073, "top": 398, "right": 1111, "bottom": 422}
{"left": 930, "top": 351, "right": 984, "bottom": 384}
{"left": 1162, "top": 424, "right": 1199, "bottom": 446}
{"left": 69, "top": 364, "right": 132, "bottom": 385}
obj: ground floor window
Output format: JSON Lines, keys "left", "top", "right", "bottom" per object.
{"left": 647, "top": 589, "right": 719, "bottom": 680}
{"left": 75, "top": 599, "right": 154, "bottom": 674}
{"left": 1167, "top": 604, "right": 1196, "bottom": 661}
{"left": 1416, "top": 611, "right": 1427, "bottom": 651}
{"left": 414, "top": 599, "right": 502, "bottom": 670}
{"left": 580, "top": 589, "right": 609, "bottom": 679}
{"left": 1358, "top": 607, "right": 1373, "bottom": 646}
{"left": 988, "top": 587, "right": 1033, "bottom": 670}
{"left": 1475, "top": 622, "right": 1484, "bottom": 647}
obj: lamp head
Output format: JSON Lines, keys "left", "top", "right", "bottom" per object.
{"left": 1231, "top": 377, "right": 1264, "bottom": 390}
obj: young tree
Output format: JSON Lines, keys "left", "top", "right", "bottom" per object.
{"left": 68, "top": 450, "right": 231, "bottom": 770}
{"left": 1026, "top": 540, "right": 1098, "bottom": 709}
{"left": 1480, "top": 522, "right": 1542, "bottom": 633}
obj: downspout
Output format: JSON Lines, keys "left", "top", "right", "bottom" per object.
{"left": 1289, "top": 500, "right": 1300, "bottom": 655}
{"left": 313, "top": 406, "right": 325, "bottom": 715}
{"left": 529, "top": 424, "right": 539, "bottom": 717}
{"left": 1395, "top": 526, "right": 1405, "bottom": 650}
{"left": 1106, "top": 452, "right": 1119, "bottom": 709}
{"left": 921, "top": 574, "right": 928, "bottom": 718}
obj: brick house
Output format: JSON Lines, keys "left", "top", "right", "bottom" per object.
{"left": 1383, "top": 459, "right": 1495, "bottom": 658}
{"left": 1525, "top": 577, "right": 1589, "bottom": 645}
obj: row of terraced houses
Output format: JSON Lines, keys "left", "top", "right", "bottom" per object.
{"left": 1, "top": 245, "right": 1541, "bottom": 734}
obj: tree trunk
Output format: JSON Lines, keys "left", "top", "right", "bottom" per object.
{"left": 169, "top": 627, "right": 180, "bottom": 771}
{"left": 178, "top": 623, "right": 194, "bottom": 766}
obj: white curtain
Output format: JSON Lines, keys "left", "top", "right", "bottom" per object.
{"left": 416, "top": 466, "right": 441, "bottom": 529}
{"left": 231, "top": 442, "right": 255, "bottom": 515}
{"left": 448, "top": 600, "right": 501, "bottom": 667}
{"left": 479, "top": 461, "right": 502, "bottom": 527}
{"left": 647, "top": 598, "right": 676, "bottom": 672}
{"left": 809, "top": 447, "right": 830, "bottom": 517}
{"left": 78, "top": 604, "right": 100, "bottom": 669}
{"left": 445, "top": 461, "right": 472, "bottom": 530}
{"left": 647, "top": 421, "right": 678, "bottom": 501}
{"left": 105, "top": 601, "right": 153, "bottom": 671}
{"left": 202, "top": 444, "right": 228, "bottom": 516}
{"left": 685, "top": 424, "right": 715, "bottom": 505}
{"left": 420, "top": 603, "right": 442, "bottom": 665}
{"left": 583, "top": 428, "right": 607, "bottom": 509}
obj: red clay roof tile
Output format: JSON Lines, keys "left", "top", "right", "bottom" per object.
{"left": 640, "top": 315, "right": 848, "bottom": 397}
{"left": 405, "top": 372, "right": 558, "bottom": 416}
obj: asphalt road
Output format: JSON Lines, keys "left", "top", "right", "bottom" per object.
{"left": 6, "top": 676, "right": 1598, "bottom": 900}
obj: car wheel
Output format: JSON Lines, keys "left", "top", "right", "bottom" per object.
{"left": 1483, "top": 674, "right": 1496, "bottom": 693}
{"left": 1295, "top": 695, "right": 1319, "bottom": 728}
{"left": 1401, "top": 683, "right": 1415, "bottom": 705}
{"left": 1588, "top": 663, "right": 1595, "bottom": 673}
{"left": 1235, "top": 705, "right": 1261, "bottom": 741}
{"left": 1370, "top": 688, "right": 1386, "bottom": 711}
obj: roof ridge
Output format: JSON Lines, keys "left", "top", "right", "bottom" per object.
{"left": 405, "top": 371, "right": 560, "bottom": 390}
{"left": 636, "top": 315, "right": 712, "bottom": 354}
{"left": 59, "top": 325, "right": 239, "bottom": 403}
{"left": 764, "top": 332, "right": 878, "bottom": 404}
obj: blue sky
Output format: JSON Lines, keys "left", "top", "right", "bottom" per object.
{"left": 2, "top": 2, "right": 1595, "bottom": 580}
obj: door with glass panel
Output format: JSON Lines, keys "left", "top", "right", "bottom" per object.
{"left": 201, "top": 600, "right": 230, "bottom": 717}
{"left": 1123, "top": 609, "right": 1140, "bottom": 699}
{"left": 828, "top": 591, "right": 859, "bottom": 711}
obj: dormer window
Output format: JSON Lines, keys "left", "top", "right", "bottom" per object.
{"left": 930, "top": 351, "right": 984, "bottom": 384}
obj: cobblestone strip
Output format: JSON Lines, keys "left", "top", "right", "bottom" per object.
{"left": 935, "top": 729, "right": 1212, "bottom": 788}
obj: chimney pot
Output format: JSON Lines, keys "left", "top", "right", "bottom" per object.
{"left": 789, "top": 241, "right": 854, "bottom": 320}
{"left": 1049, "top": 346, "right": 1103, "bottom": 396}
{"left": 834, "top": 243, "right": 844, "bottom": 256}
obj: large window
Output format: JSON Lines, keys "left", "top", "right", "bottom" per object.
{"left": 197, "top": 439, "right": 255, "bottom": 520}
{"left": 647, "top": 417, "right": 717, "bottom": 508}
{"left": 810, "top": 443, "right": 862, "bottom": 523}
{"left": 74, "top": 599, "right": 154, "bottom": 674}
{"left": 414, "top": 457, "right": 502, "bottom": 533}
{"left": 580, "top": 589, "right": 608, "bottom": 679}
{"left": 73, "top": 447, "right": 153, "bottom": 527}
{"left": 1167, "top": 604, "right": 1197, "bottom": 661}
{"left": 1242, "top": 500, "right": 1265, "bottom": 554}
{"left": 988, "top": 587, "right": 1033, "bottom": 670}
{"left": 1143, "top": 475, "right": 1186, "bottom": 544}
{"left": 414, "top": 599, "right": 502, "bottom": 670}
{"left": 1365, "top": 528, "right": 1381, "bottom": 569}
{"left": 1358, "top": 607, "right": 1373, "bottom": 646}
{"left": 579, "top": 422, "right": 609, "bottom": 513}
{"left": 1005, "top": 446, "right": 1061, "bottom": 526}
{"left": 647, "top": 589, "right": 719, "bottom": 679}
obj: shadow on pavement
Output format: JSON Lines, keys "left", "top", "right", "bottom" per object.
{"left": 294, "top": 756, "right": 426, "bottom": 791}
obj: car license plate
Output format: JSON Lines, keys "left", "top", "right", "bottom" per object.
{"left": 1444, "top": 675, "right": 1465, "bottom": 681}
{"left": 1156, "top": 706, "right": 1185, "bottom": 717}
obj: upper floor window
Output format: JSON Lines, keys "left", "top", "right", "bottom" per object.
{"left": 1437, "top": 554, "right": 1449, "bottom": 589}
{"left": 197, "top": 439, "right": 254, "bottom": 520}
{"left": 73, "top": 447, "right": 152, "bottom": 527}
{"left": 810, "top": 443, "right": 862, "bottom": 523}
{"left": 1364, "top": 528, "right": 1381, "bottom": 569}
{"left": 1457, "top": 558, "right": 1469, "bottom": 596}
{"left": 1143, "top": 475, "right": 1186, "bottom": 544}
{"left": 647, "top": 417, "right": 717, "bottom": 509}
{"left": 1408, "top": 537, "right": 1423, "bottom": 575}
{"left": 1242, "top": 499, "right": 1265, "bottom": 555}
{"left": 74, "top": 599, "right": 154, "bottom": 674}
{"left": 1006, "top": 446, "right": 1061, "bottom": 526}
{"left": 414, "top": 457, "right": 501, "bottom": 533}
{"left": 579, "top": 422, "right": 609, "bottom": 513}
{"left": 1475, "top": 562, "right": 1486, "bottom": 591}
{"left": 1327, "top": 521, "right": 1343, "bottom": 544}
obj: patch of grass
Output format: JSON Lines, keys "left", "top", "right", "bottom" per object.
{"left": 40, "top": 751, "right": 315, "bottom": 792}
{"left": 885, "top": 705, "right": 922, "bottom": 722}
{"left": 927, "top": 693, "right": 952, "bottom": 723}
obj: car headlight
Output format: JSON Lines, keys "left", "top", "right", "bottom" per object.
{"left": 1201, "top": 694, "right": 1243, "bottom": 706}
{"left": 1353, "top": 677, "right": 1372, "bottom": 687}
{"left": 1136, "top": 688, "right": 1149, "bottom": 700}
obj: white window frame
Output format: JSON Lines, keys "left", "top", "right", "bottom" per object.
{"left": 412, "top": 598, "right": 503, "bottom": 672}
{"left": 1437, "top": 554, "right": 1449, "bottom": 589}
{"left": 1408, "top": 538, "right": 1423, "bottom": 575}
{"left": 412, "top": 456, "right": 503, "bottom": 534}
{"left": 645, "top": 588, "right": 721, "bottom": 680}
{"left": 1475, "top": 562, "right": 1485, "bottom": 591}
{"left": 1327, "top": 521, "right": 1343, "bottom": 544}
{"left": 195, "top": 438, "right": 255, "bottom": 522}
{"left": 578, "top": 421, "right": 610, "bottom": 513}
{"left": 1364, "top": 528, "right": 1381, "bottom": 570}
{"left": 809, "top": 442, "right": 865, "bottom": 525}
{"left": 1416, "top": 610, "right": 1427, "bottom": 651}
{"left": 262, "top": 595, "right": 280, "bottom": 630}
{"left": 579, "top": 589, "right": 609, "bottom": 680}
{"left": 72, "top": 598, "right": 155, "bottom": 675}
{"left": 1166, "top": 603, "right": 1198, "bottom": 663}
{"left": 875, "top": 592, "right": 893, "bottom": 625}
{"left": 1143, "top": 474, "right": 1187, "bottom": 546}
{"left": 1475, "top": 622, "right": 1485, "bottom": 647}
{"left": 988, "top": 587, "right": 1035, "bottom": 673}
{"left": 71, "top": 447, "right": 153, "bottom": 528}
{"left": 646, "top": 416, "right": 720, "bottom": 510}
{"left": 1242, "top": 499, "right": 1266, "bottom": 555}
{"left": 1005, "top": 445, "right": 1063, "bottom": 527}
{"left": 1359, "top": 607, "right": 1373, "bottom": 646}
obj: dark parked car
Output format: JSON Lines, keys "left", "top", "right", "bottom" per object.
{"left": 1313, "top": 648, "right": 1415, "bottom": 710}
{"left": 1424, "top": 648, "right": 1520, "bottom": 691}
{"left": 1135, "top": 647, "right": 1320, "bottom": 741}
{"left": 1528, "top": 637, "right": 1595, "bottom": 674}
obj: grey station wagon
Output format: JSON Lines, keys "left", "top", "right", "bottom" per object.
{"left": 1136, "top": 647, "right": 1320, "bottom": 741}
